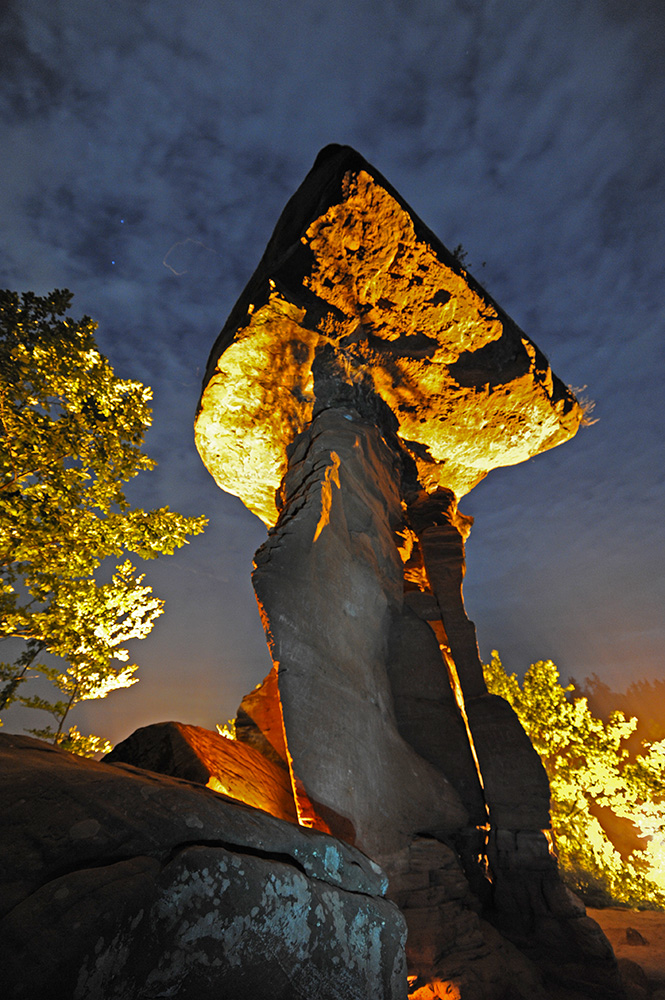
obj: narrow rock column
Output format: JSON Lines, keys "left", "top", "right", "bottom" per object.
{"left": 406, "top": 488, "right": 487, "bottom": 701}
{"left": 405, "top": 487, "right": 551, "bottom": 832}
{"left": 403, "top": 488, "right": 616, "bottom": 989}
{"left": 251, "top": 406, "right": 468, "bottom": 860}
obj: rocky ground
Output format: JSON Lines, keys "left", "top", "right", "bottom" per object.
{"left": 589, "top": 909, "right": 665, "bottom": 1000}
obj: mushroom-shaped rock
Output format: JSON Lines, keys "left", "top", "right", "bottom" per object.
{"left": 195, "top": 144, "right": 583, "bottom": 525}
{"left": 192, "top": 149, "right": 622, "bottom": 998}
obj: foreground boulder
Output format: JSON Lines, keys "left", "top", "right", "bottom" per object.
{"left": 0, "top": 733, "right": 407, "bottom": 1000}
{"left": 100, "top": 723, "right": 621, "bottom": 1000}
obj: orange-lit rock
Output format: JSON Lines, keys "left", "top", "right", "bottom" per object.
{"left": 195, "top": 144, "right": 583, "bottom": 526}
{"left": 235, "top": 665, "right": 289, "bottom": 768}
{"left": 105, "top": 720, "right": 297, "bottom": 824}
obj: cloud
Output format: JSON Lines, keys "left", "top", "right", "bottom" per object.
{"left": 1, "top": 0, "right": 663, "bottom": 740}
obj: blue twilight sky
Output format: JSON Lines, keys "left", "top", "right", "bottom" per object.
{"left": 1, "top": 0, "right": 663, "bottom": 746}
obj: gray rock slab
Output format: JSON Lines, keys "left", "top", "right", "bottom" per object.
{"left": 0, "top": 733, "right": 407, "bottom": 1000}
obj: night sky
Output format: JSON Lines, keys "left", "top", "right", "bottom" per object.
{"left": 2, "top": 0, "right": 663, "bottom": 747}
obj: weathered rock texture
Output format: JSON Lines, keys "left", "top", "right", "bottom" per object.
{"left": 384, "top": 836, "right": 547, "bottom": 1000}
{"left": 252, "top": 407, "right": 468, "bottom": 857}
{"left": 105, "top": 719, "right": 298, "bottom": 822}
{"left": 193, "top": 145, "right": 622, "bottom": 998}
{"left": 1, "top": 733, "right": 407, "bottom": 1000}
{"left": 195, "top": 144, "right": 582, "bottom": 527}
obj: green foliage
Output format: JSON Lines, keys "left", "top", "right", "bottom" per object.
{"left": 484, "top": 651, "right": 665, "bottom": 909}
{"left": 0, "top": 289, "right": 207, "bottom": 755}
{"left": 216, "top": 718, "right": 236, "bottom": 740}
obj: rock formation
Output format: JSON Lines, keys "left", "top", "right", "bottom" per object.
{"left": 193, "top": 145, "right": 623, "bottom": 999}
{"left": 1, "top": 733, "right": 406, "bottom": 1000}
{"left": 195, "top": 145, "right": 581, "bottom": 527}
{"left": 105, "top": 719, "right": 298, "bottom": 822}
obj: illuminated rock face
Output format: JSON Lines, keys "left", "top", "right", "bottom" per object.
{"left": 235, "top": 664, "right": 290, "bottom": 767}
{"left": 195, "top": 144, "right": 582, "bottom": 526}
{"left": 196, "top": 148, "right": 621, "bottom": 998}
{"left": 245, "top": 402, "right": 618, "bottom": 998}
{"left": 105, "top": 720, "right": 298, "bottom": 823}
{"left": 252, "top": 407, "right": 468, "bottom": 857}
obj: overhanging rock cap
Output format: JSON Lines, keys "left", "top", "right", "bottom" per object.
{"left": 196, "top": 144, "right": 583, "bottom": 525}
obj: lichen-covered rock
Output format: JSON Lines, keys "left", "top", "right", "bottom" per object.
{"left": 1, "top": 733, "right": 407, "bottom": 1000}
{"left": 195, "top": 144, "right": 583, "bottom": 526}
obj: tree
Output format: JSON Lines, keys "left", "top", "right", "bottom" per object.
{"left": 0, "top": 289, "right": 207, "bottom": 755}
{"left": 483, "top": 651, "right": 665, "bottom": 909}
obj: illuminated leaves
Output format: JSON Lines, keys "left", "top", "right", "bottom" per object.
{"left": 484, "top": 652, "right": 665, "bottom": 909}
{"left": 0, "top": 289, "right": 207, "bottom": 754}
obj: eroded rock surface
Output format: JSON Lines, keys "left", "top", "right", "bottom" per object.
{"left": 383, "top": 836, "right": 547, "bottom": 1000}
{"left": 105, "top": 719, "right": 298, "bottom": 822}
{"left": 244, "top": 402, "right": 622, "bottom": 999}
{"left": 1, "top": 733, "right": 407, "bottom": 1000}
{"left": 195, "top": 144, "right": 583, "bottom": 527}
{"left": 252, "top": 407, "right": 468, "bottom": 857}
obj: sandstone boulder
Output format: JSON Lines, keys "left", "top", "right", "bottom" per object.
{"left": 1, "top": 733, "right": 407, "bottom": 1000}
{"left": 104, "top": 719, "right": 297, "bottom": 822}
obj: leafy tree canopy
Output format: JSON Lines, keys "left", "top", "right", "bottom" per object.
{"left": 484, "top": 652, "right": 665, "bottom": 909}
{"left": 0, "top": 289, "right": 207, "bottom": 755}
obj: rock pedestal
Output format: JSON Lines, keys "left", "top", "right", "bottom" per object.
{"left": 193, "top": 145, "right": 623, "bottom": 998}
{"left": 252, "top": 406, "right": 467, "bottom": 857}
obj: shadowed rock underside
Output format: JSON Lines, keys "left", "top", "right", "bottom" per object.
{"left": 195, "top": 144, "right": 583, "bottom": 526}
